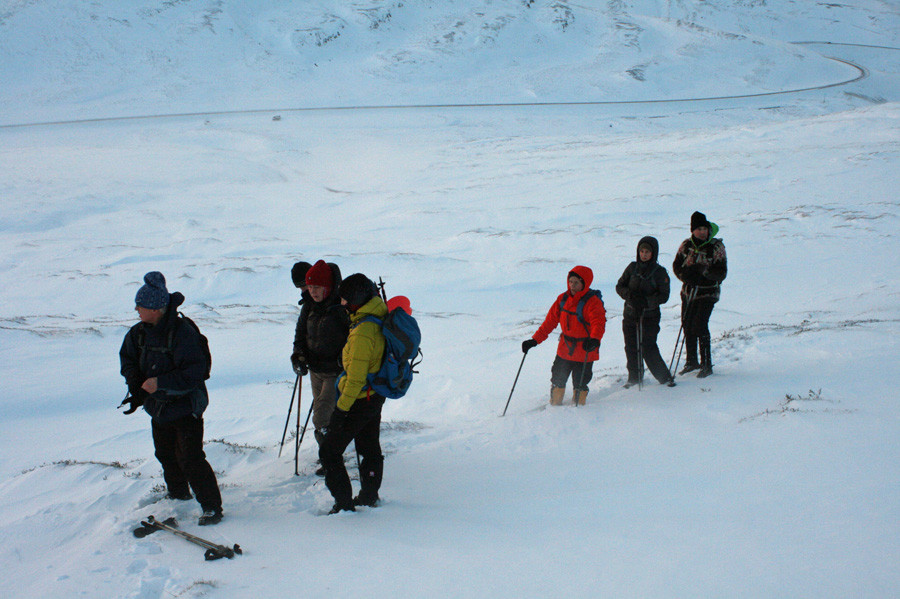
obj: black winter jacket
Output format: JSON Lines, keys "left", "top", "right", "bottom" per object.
{"left": 292, "top": 263, "right": 350, "bottom": 375}
{"left": 616, "top": 236, "right": 671, "bottom": 318}
{"left": 673, "top": 233, "right": 727, "bottom": 301}
{"left": 120, "top": 292, "right": 209, "bottom": 422}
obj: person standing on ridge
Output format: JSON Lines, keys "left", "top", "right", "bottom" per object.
{"left": 522, "top": 266, "right": 606, "bottom": 406}
{"left": 291, "top": 260, "right": 349, "bottom": 475}
{"left": 616, "top": 236, "right": 676, "bottom": 388}
{"left": 672, "top": 211, "right": 727, "bottom": 378}
{"left": 119, "top": 271, "right": 224, "bottom": 526}
{"left": 319, "top": 273, "right": 388, "bottom": 514}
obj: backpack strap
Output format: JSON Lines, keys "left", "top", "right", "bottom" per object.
{"left": 559, "top": 290, "right": 602, "bottom": 355}
{"left": 559, "top": 289, "right": 601, "bottom": 330}
{"left": 357, "top": 315, "right": 384, "bottom": 395}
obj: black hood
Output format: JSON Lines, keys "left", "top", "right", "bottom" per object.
{"left": 636, "top": 236, "right": 659, "bottom": 263}
{"left": 159, "top": 292, "right": 185, "bottom": 328}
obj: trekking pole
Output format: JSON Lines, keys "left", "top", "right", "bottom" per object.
{"left": 501, "top": 353, "right": 528, "bottom": 417}
{"left": 278, "top": 374, "right": 300, "bottom": 458}
{"left": 577, "top": 355, "right": 589, "bottom": 407}
{"left": 668, "top": 323, "right": 685, "bottom": 377}
{"left": 135, "top": 516, "right": 242, "bottom": 561}
{"left": 294, "top": 375, "right": 303, "bottom": 476}
{"left": 638, "top": 310, "right": 645, "bottom": 391}
{"left": 295, "top": 397, "right": 314, "bottom": 474}
{"left": 669, "top": 286, "right": 698, "bottom": 377}
{"left": 377, "top": 276, "right": 388, "bottom": 302}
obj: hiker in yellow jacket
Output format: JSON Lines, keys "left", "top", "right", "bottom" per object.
{"left": 319, "top": 273, "right": 388, "bottom": 514}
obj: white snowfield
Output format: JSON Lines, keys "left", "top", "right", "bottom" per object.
{"left": 0, "top": 1, "right": 898, "bottom": 598}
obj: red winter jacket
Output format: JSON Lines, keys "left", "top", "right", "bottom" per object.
{"left": 532, "top": 265, "right": 607, "bottom": 362}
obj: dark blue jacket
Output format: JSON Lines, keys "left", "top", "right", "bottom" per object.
{"left": 120, "top": 292, "right": 209, "bottom": 422}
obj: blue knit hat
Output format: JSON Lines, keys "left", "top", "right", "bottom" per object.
{"left": 135, "top": 271, "right": 170, "bottom": 309}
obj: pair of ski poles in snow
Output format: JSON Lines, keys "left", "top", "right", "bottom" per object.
{"left": 278, "top": 373, "right": 313, "bottom": 476}
{"left": 668, "top": 286, "right": 699, "bottom": 377}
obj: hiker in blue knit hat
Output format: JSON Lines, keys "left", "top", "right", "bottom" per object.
{"left": 120, "top": 271, "right": 224, "bottom": 526}
{"left": 134, "top": 271, "right": 170, "bottom": 310}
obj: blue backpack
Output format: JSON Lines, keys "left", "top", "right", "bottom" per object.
{"left": 362, "top": 308, "right": 422, "bottom": 399}
{"left": 558, "top": 289, "right": 603, "bottom": 329}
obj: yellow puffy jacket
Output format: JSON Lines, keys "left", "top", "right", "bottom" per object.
{"left": 336, "top": 295, "right": 387, "bottom": 411}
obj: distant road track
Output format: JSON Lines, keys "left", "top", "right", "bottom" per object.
{"left": 2, "top": 42, "right": 894, "bottom": 130}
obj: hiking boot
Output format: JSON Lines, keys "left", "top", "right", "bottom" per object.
{"left": 623, "top": 378, "right": 639, "bottom": 389}
{"left": 327, "top": 503, "right": 356, "bottom": 515}
{"left": 697, "top": 336, "right": 713, "bottom": 378}
{"left": 664, "top": 377, "right": 677, "bottom": 387}
{"left": 678, "top": 362, "right": 700, "bottom": 375}
{"left": 573, "top": 389, "right": 588, "bottom": 405}
{"left": 353, "top": 494, "right": 380, "bottom": 508}
{"left": 198, "top": 509, "right": 223, "bottom": 526}
{"left": 315, "top": 465, "right": 327, "bottom": 477}
{"left": 166, "top": 491, "right": 193, "bottom": 501}
{"left": 549, "top": 386, "right": 564, "bottom": 406}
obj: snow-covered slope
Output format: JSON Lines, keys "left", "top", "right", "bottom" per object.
{"left": 0, "top": 1, "right": 898, "bottom": 598}
{"left": 2, "top": 0, "right": 893, "bottom": 124}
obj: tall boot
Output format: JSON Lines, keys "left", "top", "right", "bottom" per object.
{"left": 573, "top": 389, "right": 588, "bottom": 406}
{"left": 679, "top": 335, "right": 700, "bottom": 375}
{"left": 697, "top": 336, "right": 713, "bottom": 378}
{"left": 314, "top": 429, "right": 327, "bottom": 476}
{"left": 550, "top": 385, "right": 565, "bottom": 406}
{"left": 355, "top": 455, "right": 384, "bottom": 507}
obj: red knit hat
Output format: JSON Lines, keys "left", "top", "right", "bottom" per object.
{"left": 305, "top": 260, "right": 333, "bottom": 289}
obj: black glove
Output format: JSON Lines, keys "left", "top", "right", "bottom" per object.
{"left": 327, "top": 408, "right": 348, "bottom": 433}
{"left": 583, "top": 338, "right": 600, "bottom": 352}
{"left": 681, "top": 267, "right": 705, "bottom": 286}
{"left": 522, "top": 339, "right": 538, "bottom": 353}
{"left": 630, "top": 293, "right": 647, "bottom": 310}
{"left": 119, "top": 385, "right": 144, "bottom": 415}
{"left": 291, "top": 352, "right": 308, "bottom": 376}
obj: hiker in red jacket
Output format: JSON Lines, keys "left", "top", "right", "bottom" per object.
{"left": 522, "top": 266, "right": 607, "bottom": 406}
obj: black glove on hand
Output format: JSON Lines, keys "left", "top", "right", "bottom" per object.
{"left": 120, "top": 385, "right": 144, "bottom": 415}
{"left": 681, "top": 267, "right": 705, "bottom": 286}
{"left": 583, "top": 338, "right": 600, "bottom": 352}
{"left": 522, "top": 339, "right": 538, "bottom": 353}
{"left": 291, "top": 352, "right": 308, "bottom": 376}
{"left": 630, "top": 293, "right": 647, "bottom": 310}
{"left": 328, "top": 408, "right": 348, "bottom": 434}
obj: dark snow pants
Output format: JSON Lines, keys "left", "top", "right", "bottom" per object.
{"left": 152, "top": 415, "right": 222, "bottom": 512}
{"left": 622, "top": 311, "right": 671, "bottom": 383}
{"left": 682, "top": 296, "right": 716, "bottom": 365}
{"left": 319, "top": 396, "right": 385, "bottom": 508}
{"left": 551, "top": 356, "right": 594, "bottom": 391}
{"left": 682, "top": 296, "right": 716, "bottom": 339}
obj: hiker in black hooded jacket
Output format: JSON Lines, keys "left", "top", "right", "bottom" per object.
{"left": 119, "top": 271, "right": 224, "bottom": 526}
{"left": 616, "top": 236, "right": 676, "bottom": 388}
{"left": 672, "top": 211, "right": 727, "bottom": 378}
{"left": 291, "top": 260, "right": 349, "bottom": 470}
